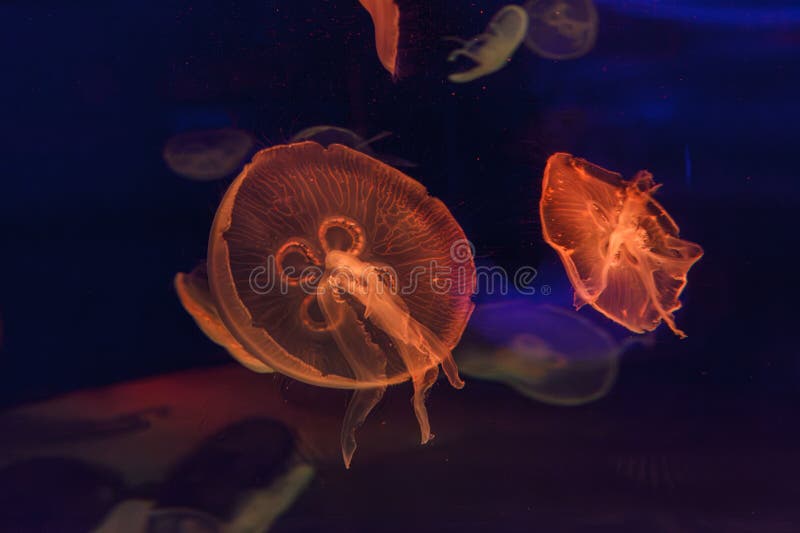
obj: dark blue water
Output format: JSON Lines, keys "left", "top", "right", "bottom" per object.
{"left": 0, "top": 1, "right": 798, "bottom": 528}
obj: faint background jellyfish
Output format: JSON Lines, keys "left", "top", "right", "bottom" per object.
{"left": 358, "top": 0, "right": 400, "bottom": 77}
{"left": 445, "top": 5, "right": 529, "bottom": 83}
{"left": 457, "top": 300, "right": 643, "bottom": 406}
{"left": 180, "top": 141, "right": 475, "bottom": 467}
{"left": 540, "top": 153, "right": 704, "bottom": 337}
{"left": 163, "top": 128, "right": 255, "bottom": 181}
{"left": 289, "top": 124, "right": 416, "bottom": 167}
{"left": 524, "top": 0, "right": 598, "bottom": 60}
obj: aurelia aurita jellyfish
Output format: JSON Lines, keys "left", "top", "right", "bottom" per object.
{"left": 290, "top": 125, "right": 415, "bottom": 167}
{"left": 163, "top": 128, "right": 254, "bottom": 181}
{"left": 358, "top": 0, "right": 400, "bottom": 76}
{"left": 457, "top": 300, "right": 634, "bottom": 405}
{"left": 524, "top": 0, "right": 598, "bottom": 60}
{"left": 174, "top": 266, "right": 273, "bottom": 373}
{"left": 446, "top": 5, "right": 529, "bottom": 83}
{"left": 197, "top": 141, "right": 474, "bottom": 467}
{"left": 540, "top": 153, "right": 704, "bottom": 337}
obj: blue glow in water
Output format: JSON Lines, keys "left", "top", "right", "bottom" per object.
{"left": 595, "top": 0, "right": 800, "bottom": 28}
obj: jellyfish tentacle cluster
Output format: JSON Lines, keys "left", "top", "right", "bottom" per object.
{"left": 178, "top": 141, "right": 475, "bottom": 467}
{"left": 446, "top": 5, "right": 529, "bottom": 83}
{"left": 540, "top": 153, "right": 703, "bottom": 337}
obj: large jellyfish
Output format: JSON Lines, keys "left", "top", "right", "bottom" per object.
{"left": 446, "top": 5, "right": 529, "bottom": 83}
{"left": 523, "top": 0, "right": 598, "bottom": 60}
{"left": 540, "top": 153, "right": 703, "bottom": 337}
{"left": 163, "top": 128, "right": 254, "bottom": 181}
{"left": 457, "top": 300, "right": 642, "bottom": 405}
{"left": 179, "top": 142, "right": 475, "bottom": 467}
{"left": 290, "top": 125, "right": 416, "bottom": 167}
{"left": 358, "top": 0, "right": 400, "bottom": 76}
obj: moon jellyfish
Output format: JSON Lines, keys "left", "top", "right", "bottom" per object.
{"left": 446, "top": 5, "right": 529, "bottom": 83}
{"left": 202, "top": 141, "right": 475, "bottom": 467}
{"left": 163, "top": 128, "right": 254, "bottom": 181}
{"left": 540, "top": 153, "right": 703, "bottom": 337}
{"left": 524, "top": 0, "right": 598, "bottom": 60}
{"left": 358, "top": 0, "right": 400, "bottom": 76}
{"left": 458, "top": 301, "right": 630, "bottom": 405}
{"left": 290, "top": 125, "right": 416, "bottom": 167}
{"left": 174, "top": 266, "right": 273, "bottom": 374}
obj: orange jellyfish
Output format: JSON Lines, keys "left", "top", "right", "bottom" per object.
{"left": 182, "top": 142, "right": 475, "bottom": 467}
{"left": 358, "top": 0, "right": 400, "bottom": 77}
{"left": 163, "top": 128, "right": 255, "bottom": 181}
{"left": 540, "top": 153, "right": 703, "bottom": 337}
{"left": 523, "top": 0, "right": 598, "bottom": 60}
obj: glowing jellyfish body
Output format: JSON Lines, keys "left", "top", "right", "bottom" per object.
{"left": 358, "top": 0, "right": 400, "bottom": 76}
{"left": 201, "top": 142, "right": 475, "bottom": 467}
{"left": 163, "top": 128, "right": 254, "bottom": 181}
{"left": 458, "top": 301, "right": 627, "bottom": 405}
{"left": 540, "top": 153, "right": 703, "bottom": 337}
{"left": 447, "top": 5, "right": 529, "bottom": 83}
{"left": 524, "top": 0, "right": 598, "bottom": 60}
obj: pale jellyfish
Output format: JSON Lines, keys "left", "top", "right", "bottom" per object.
{"left": 457, "top": 300, "right": 639, "bottom": 406}
{"left": 540, "top": 153, "right": 703, "bottom": 337}
{"left": 179, "top": 141, "right": 475, "bottom": 467}
{"left": 163, "top": 128, "right": 254, "bottom": 181}
{"left": 358, "top": 0, "right": 400, "bottom": 76}
{"left": 446, "top": 5, "right": 529, "bottom": 83}
{"left": 524, "top": 0, "right": 599, "bottom": 60}
{"left": 289, "top": 125, "right": 416, "bottom": 167}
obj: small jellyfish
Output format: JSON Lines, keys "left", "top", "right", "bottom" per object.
{"left": 446, "top": 5, "right": 529, "bottom": 83}
{"left": 457, "top": 300, "right": 632, "bottom": 406}
{"left": 174, "top": 266, "right": 273, "bottom": 374}
{"left": 163, "top": 128, "right": 255, "bottom": 181}
{"left": 523, "top": 0, "right": 598, "bottom": 60}
{"left": 358, "top": 0, "right": 400, "bottom": 76}
{"left": 290, "top": 125, "right": 416, "bottom": 167}
{"left": 540, "top": 153, "right": 704, "bottom": 337}
{"left": 197, "top": 141, "right": 475, "bottom": 467}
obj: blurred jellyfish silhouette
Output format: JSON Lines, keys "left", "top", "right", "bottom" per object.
{"left": 524, "top": 0, "right": 598, "bottom": 60}
{"left": 163, "top": 128, "right": 254, "bottom": 181}
{"left": 540, "top": 153, "right": 703, "bottom": 337}
{"left": 290, "top": 125, "right": 416, "bottom": 167}
{"left": 458, "top": 300, "right": 644, "bottom": 405}
{"left": 358, "top": 0, "right": 400, "bottom": 77}
{"left": 176, "top": 141, "right": 475, "bottom": 467}
{"left": 445, "top": 5, "right": 529, "bottom": 83}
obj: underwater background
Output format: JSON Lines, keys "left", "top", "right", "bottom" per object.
{"left": 1, "top": 0, "right": 799, "bottom": 531}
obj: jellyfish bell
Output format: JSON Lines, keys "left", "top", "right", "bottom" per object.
{"left": 524, "top": 0, "right": 598, "bottom": 60}
{"left": 205, "top": 141, "right": 475, "bottom": 467}
{"left": 358, "top": 0, "right": 400, "bottom": 76}
{"left": 540, "top": 153, "right": 704, "bottom": 337}
{"left": 446, "top": 5, "right": 529, "bottom": 83}
{"left": 163, "top": 128, "right": 255, "bottom": 181}
{"left": 457, "top": 300, "right": 625, "bottom": 406}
